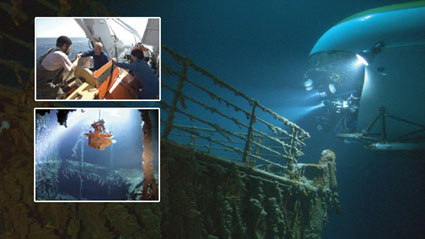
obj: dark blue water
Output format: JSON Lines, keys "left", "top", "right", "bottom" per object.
{"left": 108, "top": 0, "right": 425, "bottom": 238}
{"left": 36, "top": 37, "right": 90, "bottom": 60}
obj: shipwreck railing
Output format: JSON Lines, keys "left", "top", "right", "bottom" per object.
{"left": 161, "top": 46, "right": 310, "bottom": 173}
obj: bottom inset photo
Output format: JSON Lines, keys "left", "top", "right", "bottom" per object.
{"left": 34, "top": 108, "right": 159, "bottom": 202}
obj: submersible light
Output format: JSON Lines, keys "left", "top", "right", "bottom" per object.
{"left": 355, "top": 54, "right": 369, "bottom": 66}
{"left": 328, "top": 84, "right": 336, "bottom": 94}
{"left": 304, "top": 79, "right": 313, "bottom": 87}
{"left": 304, "top": 79, "right": 313, "bottom": 91}
{"left": 311, "top": 101, "right": 325, "bottom": 110}
{"left": 310, "top": 91, "right": 321, "bottom": 98}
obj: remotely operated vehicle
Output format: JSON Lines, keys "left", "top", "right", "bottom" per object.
{"left": 85, "top": 119, "right": 114, "bottom": 150}
{"left": 304, "top": 2, "right": 425, "bottom": 151}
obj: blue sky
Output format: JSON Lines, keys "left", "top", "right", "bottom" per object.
{"left": 35, "top": 17, "right": 149, "bottom": 45}
{"left": 36, "top": 18, "right": 86, "bottom": 37}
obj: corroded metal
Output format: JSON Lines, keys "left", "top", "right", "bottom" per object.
{"left": 141, "top": 110, "right": 158, "bottom": 200}
{"left": 162, "top": 46, "right": 310, "bottom": 170}
{"left": 162, "top": 59, "right": 190, "bottom": 138}
{"left": 242, "top": 101, "right": 257, "bottom": 164}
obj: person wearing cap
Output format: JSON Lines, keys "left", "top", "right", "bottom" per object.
{"left": 112, "top": 49, "right": 159, "bottom": 99}
{"left": 36, "top": 36, "right": 81, "bottom": 99}
{"left": 79, "top": 42, "right": 109, "bottom": 71}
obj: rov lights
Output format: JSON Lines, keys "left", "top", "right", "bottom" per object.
{"left": 342, "top": 100, "right": 349, "bottom": 108}
{"left": 304, "top": 79, "right": 313, "bottom": 91}
{"left": 319, "top": 92, "right": 327, "bottom": 98}
{"left": 304, "top": 79, "right": 313, "bottom": 87}
{"left": 329, "top": 84, "right": 336, "bottom": 94}
{"left": 355, "top": 54, "right": 369, "bottom": 66}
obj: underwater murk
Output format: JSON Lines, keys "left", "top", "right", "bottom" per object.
{"left": 35, "top": 109, "right": 158, "bottom": 201}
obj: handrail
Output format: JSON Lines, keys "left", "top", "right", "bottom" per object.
{"left": 161, "top": 46, "right": 310, "bottom": 175}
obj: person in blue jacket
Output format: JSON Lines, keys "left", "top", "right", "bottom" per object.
{"left": 80, "top": 42, "right": 109, "bottom": 71}
{"left": 112, "top": 49, "right": 159, "bottom": 99}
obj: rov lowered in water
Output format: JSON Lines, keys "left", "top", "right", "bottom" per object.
{"left": 85, "top": 119, "right": 114, "bottom": 150}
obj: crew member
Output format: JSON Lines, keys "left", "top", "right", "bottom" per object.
{"left": 36, "top": 36, "right": 81, "bottom": 99}
{"left": 80, "top": 42, "right": 109, "bottom": 71}
{"left": 112, "top": 49, "right": 159, "bottom": 99}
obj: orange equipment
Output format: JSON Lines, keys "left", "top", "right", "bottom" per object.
{"left": 85, "top": 120, "right": 113, "bottom": 150}
{"left": 93, "top": 59, "right": 139, "bottom": 99}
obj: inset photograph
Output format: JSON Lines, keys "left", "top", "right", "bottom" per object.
{"left": 34, "top": 108, "right": 159, "bottom": 202}
{"left": 35, "top": 17, "right": 160, "bottom": 101}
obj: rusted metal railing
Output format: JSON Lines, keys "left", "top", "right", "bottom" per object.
{"left": 161, "top": 46, "right": 310, "bottom": 173}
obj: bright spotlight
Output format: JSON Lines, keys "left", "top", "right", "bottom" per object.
{"left": 355, "top": 54, "right": 369, "bottom": 66}
{"left": 306, "top": 90, "right": 321, "bottom": 100}
{"left": 342, "top": 100, "right": 349, "bottom": 108}
{"left": 329, "top": 84, "right": 336, "bottom": 94}
{"left": 36, "top": 110, "right": 85, "bottom": 163}
{"left": 304, "top": 79, "right": 313, "bottom": 91}
{"left": 309, "top": 101, "right": 325, "bottom": 111}
{"left": 360, "top": 15, "right": 372, "bottom": 21}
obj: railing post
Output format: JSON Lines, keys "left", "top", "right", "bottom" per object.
{"left": 242, "top": 101, "right": 257, "bottom": 164}
{"left": 190, "top": 134, "right": 196, "bottom": 146}
{"left": 380, "top": 107, "right": 387, "bottom": 141}
{"left": 162, "top": 59, "right": 190, "bottom": 138}
{"left": 287, "top": 128, "right": 300, "bottom": 177}
{"left": 252, "top": 135, "right": 262, "bottom": 166}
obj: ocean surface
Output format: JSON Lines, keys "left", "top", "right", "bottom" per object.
{"left": 36, "top": 37, "right": 90, "bottom": 60}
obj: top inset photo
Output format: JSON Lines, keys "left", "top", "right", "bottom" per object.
{"left": 35, "top": 17, "right": 160, "bottom": 101}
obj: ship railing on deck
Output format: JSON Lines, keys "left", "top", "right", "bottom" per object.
{"left": 161, "top": 46, "right": 310, "bottom": 171}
